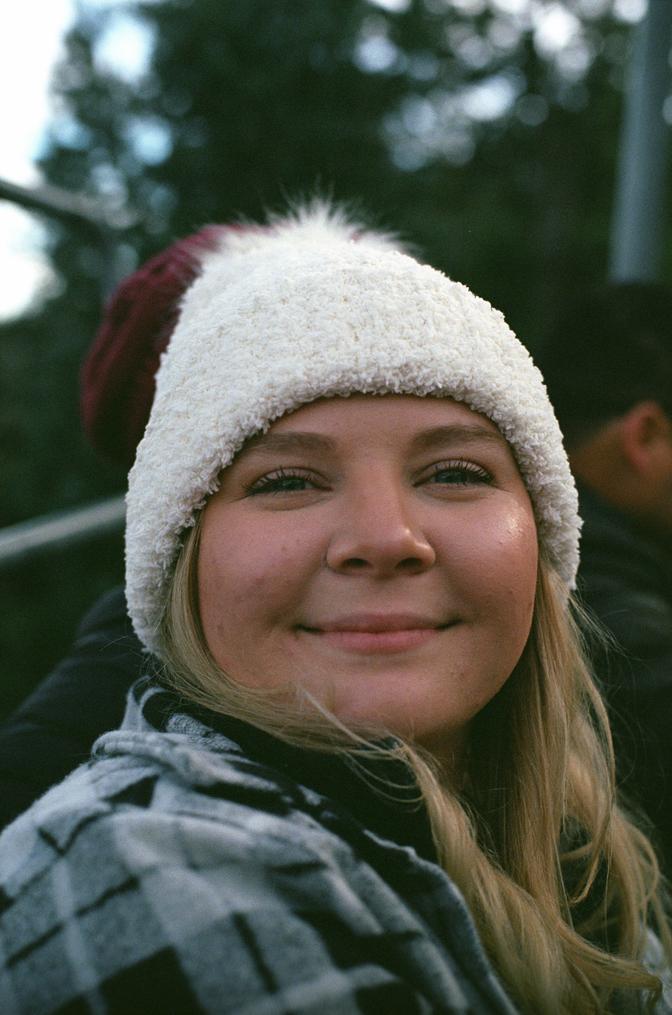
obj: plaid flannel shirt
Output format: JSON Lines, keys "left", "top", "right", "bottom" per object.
{"left": 0, "top": 681, "right": 668, "bottom": 1013}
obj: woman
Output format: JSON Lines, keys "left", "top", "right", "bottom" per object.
{"left": 0, "top": 203, "right": 669, "bottom": 1014}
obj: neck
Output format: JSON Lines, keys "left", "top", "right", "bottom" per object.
{"left": 415, "top": 726, "right": 468, "bottom": 790}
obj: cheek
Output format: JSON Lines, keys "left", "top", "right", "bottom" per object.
{"left": 450, "top": 503, "right": 538, "bottom": 631}
{"left": 198, "top": 517, "right": 322, "bottom": 634}
{"left": 492, "top": 511, "right": 538, "bottom": 604}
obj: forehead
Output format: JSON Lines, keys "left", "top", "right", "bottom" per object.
{"left": 253, "top": 393, "right": 507, "bottom": 446}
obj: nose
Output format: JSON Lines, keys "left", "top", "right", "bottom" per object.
{"left": 325, "top": 479, "right": 436, "bottom": 577}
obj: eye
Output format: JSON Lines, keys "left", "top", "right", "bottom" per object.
{"left": 424, "top": 460, "right": 493, "bottom": 487}
{"left": 247, "top": 468, "right": 324, "bottom": 496}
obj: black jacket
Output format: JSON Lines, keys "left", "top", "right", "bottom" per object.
{"left": 0, "top": 586, "right": 141, "bottom": 830}
{"left": 576, "top": 484, "right": 672, "bottom": 871}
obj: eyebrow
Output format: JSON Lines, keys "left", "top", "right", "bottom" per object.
{"left": 241, "top": 432, "right": 335, "bottom": 455}
{"left": 409, "top": 425, "right": 508, "bottom": 453}
{"left": 241, "top": 423, "right": 508, "bottom": 458}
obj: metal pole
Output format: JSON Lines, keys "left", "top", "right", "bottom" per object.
{"left": 609, "top": 0, "right": 672, "bottom": 282}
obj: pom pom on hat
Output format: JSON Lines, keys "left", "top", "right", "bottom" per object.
{"left": 124, "top": 202, "right": 581, "bottom": 655}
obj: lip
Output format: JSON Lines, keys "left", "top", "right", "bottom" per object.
{"left": 300, "top": 613, "right": 449, "bottom": 655}
{"left": 314, "top": 613, "right": 443, "bottom": 633}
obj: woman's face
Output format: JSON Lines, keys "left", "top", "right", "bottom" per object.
{"left": 198, "top": 395, "right": 538, "bottom": 760}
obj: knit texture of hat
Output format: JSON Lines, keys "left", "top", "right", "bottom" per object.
{"left": 126, "top": 203, "right": 580, "bottom": 655}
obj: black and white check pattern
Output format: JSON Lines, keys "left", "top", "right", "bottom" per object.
{"left": 0, "top": 681, "right": 667, "bottom": 1013}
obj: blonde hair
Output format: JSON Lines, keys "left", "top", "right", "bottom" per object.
{"left": 159, "top": 515, "right": 670, "bottom": 1013}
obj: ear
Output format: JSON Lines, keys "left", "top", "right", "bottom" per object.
{"left": 620, "top": 401, "right": 672, "bottom": 476}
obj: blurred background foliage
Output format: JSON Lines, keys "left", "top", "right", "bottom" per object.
{"left": 0, "top": 0, "right": 666, "bottom": 716}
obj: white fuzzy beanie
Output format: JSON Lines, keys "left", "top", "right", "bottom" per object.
{"left": 125, "top": 203, "right": 580, "bottom": 655}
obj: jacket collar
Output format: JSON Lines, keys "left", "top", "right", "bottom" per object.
{"left": 137, "top": 680, "right": 438, "bottom": 865}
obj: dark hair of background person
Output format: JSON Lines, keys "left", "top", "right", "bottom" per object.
{"left": 539, "top": 283, "right": 672, "bottom": 449}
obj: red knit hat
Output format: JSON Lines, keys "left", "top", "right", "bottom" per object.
{"left": 80, "top": 225, "right": 228, "bottom": 467}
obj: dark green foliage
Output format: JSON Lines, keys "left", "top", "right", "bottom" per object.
{"left": 1, "top": 0, "right": 664, "bottom": 716}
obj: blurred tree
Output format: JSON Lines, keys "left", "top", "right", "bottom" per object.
{"left": 1, "top": 0, "right": 664, "bottom": 714}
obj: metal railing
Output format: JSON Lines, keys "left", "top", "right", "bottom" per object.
{"left": 0, "top": 497, "right": 126, "bottom": 567}
{"left": 0, "top": 175, "right": 138, "bottom": 568}
{"left": 0, "top": 177, "right": 139, "bottom": 299}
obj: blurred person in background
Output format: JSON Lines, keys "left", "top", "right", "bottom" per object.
{"left": 0, "top": 205, "right": 669, "bottom": 1012}
{"left": 0, "top": 228, "right": 211, "bottom": 831}
{"left": 538, "top": 284, "right": 672, "bottom": 873}
{"left": 0, "top": 225, "right": 233, "bottom": 831}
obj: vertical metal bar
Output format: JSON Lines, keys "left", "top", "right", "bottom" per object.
{"left": 609, "top": 0, "right": 672, "bottom": 282}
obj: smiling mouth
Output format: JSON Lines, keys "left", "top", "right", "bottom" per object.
{"left": 298, "top": 615, "right": 451, "bottom": 655}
